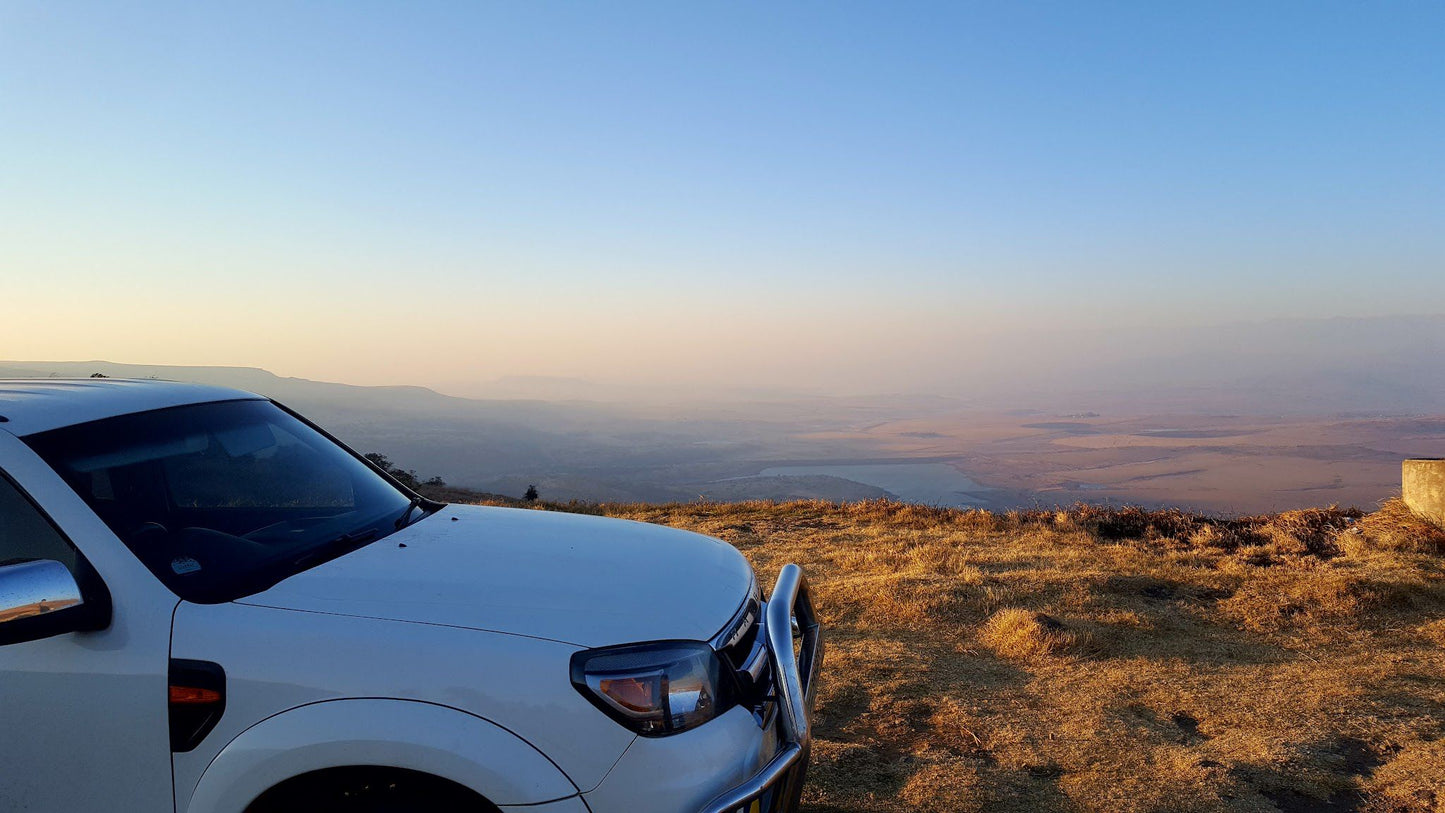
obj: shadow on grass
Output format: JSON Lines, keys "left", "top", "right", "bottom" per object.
{"left": 1229, "top": 736, "right": 1387, "bottom": 813}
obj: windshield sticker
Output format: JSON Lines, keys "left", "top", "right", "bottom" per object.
{"left": 171, "top": 556, "right": 203, "bottom": 575}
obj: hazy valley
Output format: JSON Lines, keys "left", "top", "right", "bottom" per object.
{"left": 6, "top": 316, "right": 1443, "bottom": 515}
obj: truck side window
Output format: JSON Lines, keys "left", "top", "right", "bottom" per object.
{"left": 0, "top": 474, "right": 78, "bottom": 572}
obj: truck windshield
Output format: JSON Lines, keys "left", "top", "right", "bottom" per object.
{"left": 24, "top": 399, "right": 424, "bottom": 603}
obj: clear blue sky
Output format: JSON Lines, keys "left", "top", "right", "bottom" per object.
{"left": 3, "top": 2, "right": 1441, "bottom": 391}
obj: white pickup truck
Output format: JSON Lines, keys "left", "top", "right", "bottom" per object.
{"left": 0, "top": 379, "right": 821, "bottom": 813}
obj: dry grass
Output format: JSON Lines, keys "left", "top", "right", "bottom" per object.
{"left": 1368, "top": 739, "right": 1445, "bottom": 812}
{"left": 979, "top": 609, "right": 1088, "bottom": 660}
{"left": 460, "top": 494, "right": 1445, "bottom": 812}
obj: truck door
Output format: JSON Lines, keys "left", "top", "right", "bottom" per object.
{"left": 0, "top": 434, "right": 178, "bottom": 812}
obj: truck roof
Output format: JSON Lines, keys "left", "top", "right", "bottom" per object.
{"left": 0, "top": 379, "right": 262, "bottom": 437}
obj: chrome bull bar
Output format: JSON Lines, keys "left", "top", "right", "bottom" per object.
{"left": 700, "top": 563, "right": 823, "bottom": 813}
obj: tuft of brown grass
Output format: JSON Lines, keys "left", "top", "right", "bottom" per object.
{"left": 980, "top": 609, "right": 1087, "bottom": 660}
{"left": 1366, "top": 739, "right": 1445, "bottom": 812}
{"left": 1421, "top": 619, "right": 1445, "bottom": 647}
{"left": 1351, "top": 498, "right": 1445, "bottom": 555}
{"left": 456, "top": 492, "right": 1445, "bottom": 813}
{"left": 1220, "top": 568, "right": 1383, "bottom": 632}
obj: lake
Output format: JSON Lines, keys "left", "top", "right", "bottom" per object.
{"left": 756, "top": 462, "right": 991, "bottom": 507}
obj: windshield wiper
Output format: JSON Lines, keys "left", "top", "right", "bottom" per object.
{"left": 293, "top": 528, "right": 379, "bottom": 568}
{"left": 395, "top": 496, "right": 427, "bottom": 529}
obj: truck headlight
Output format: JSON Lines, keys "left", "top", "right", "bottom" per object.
{"left": 570, "top": 641, "right": 736, "bottom": 736}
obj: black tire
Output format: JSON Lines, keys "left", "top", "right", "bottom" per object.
{"left": 246, "top": 766, "right": 499, "bottom": 813}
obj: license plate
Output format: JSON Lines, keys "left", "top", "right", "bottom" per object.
{"left": 732, "top": 786, "right": 776, "bottom": 813}
{"left": 729, "top": 760, "right": 802, "bottom": 813}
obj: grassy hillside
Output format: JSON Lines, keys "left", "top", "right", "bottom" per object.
{"left": 449, "top": 493, "right": 1445, "bottom": 813}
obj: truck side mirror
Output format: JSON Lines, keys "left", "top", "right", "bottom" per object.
{"left": 0, "top": 559, "right": 109, "bottom": 646}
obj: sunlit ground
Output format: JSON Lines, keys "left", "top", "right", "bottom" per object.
{"left": 458, "top": 493, "right": 1445, "bottom": 812}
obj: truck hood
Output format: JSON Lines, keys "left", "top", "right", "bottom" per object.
{"left": 235, "top": 504, "right": 754, "bottom": 648}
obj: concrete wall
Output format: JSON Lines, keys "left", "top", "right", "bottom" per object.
{"left": 1403, "top": 459, "right": 1445, "bottom": 529}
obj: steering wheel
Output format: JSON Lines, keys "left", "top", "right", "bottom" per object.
{"left": 242, "top": 513, "right": 358, "bottom": 541}
{"left": 129, "top": 521, "right": 169, "bottom": 542}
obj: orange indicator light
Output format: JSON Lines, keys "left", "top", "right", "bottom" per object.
{"left": 598, "top": 676, "right": 659, "bottom": 713}
{"left": 169, "top": 685, "right": 222, "bottom": 705}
